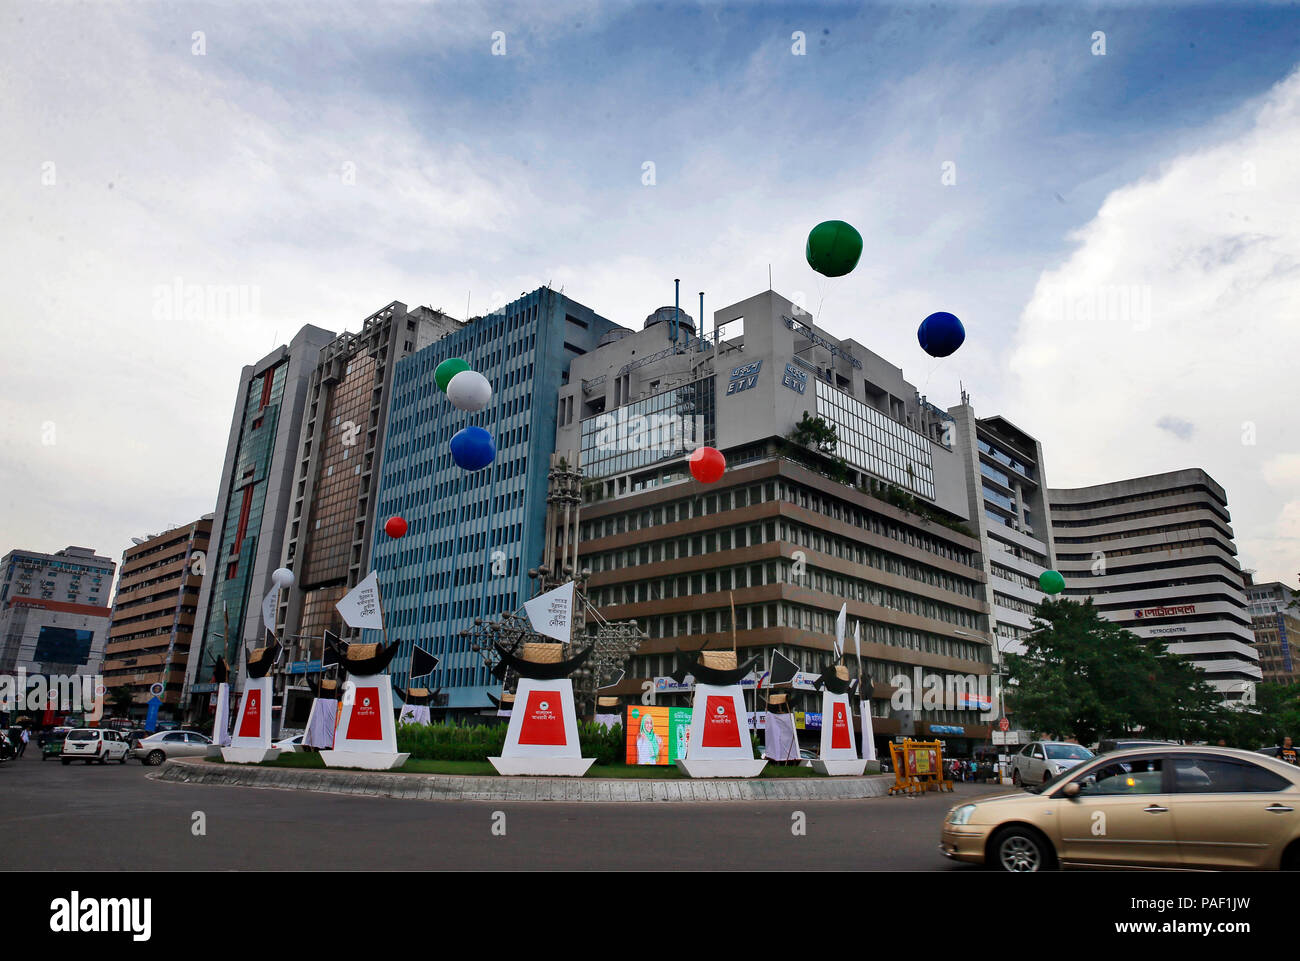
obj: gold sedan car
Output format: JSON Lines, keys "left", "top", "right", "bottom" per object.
{"left": 941, "top": 746, "right": 1300, "bottom": 871}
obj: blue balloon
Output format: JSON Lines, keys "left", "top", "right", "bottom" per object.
{"left": 918, "top": 311, "right": 965, "bottom": 358}
{"left": 450, "top": 426, "right": 496, "bottom": 471}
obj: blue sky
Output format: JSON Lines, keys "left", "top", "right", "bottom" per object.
{"left": 2, "top": 1, "right": 1298, "bottom": 582}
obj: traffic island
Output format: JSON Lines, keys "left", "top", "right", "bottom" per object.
{"left": 151, "top": 756, "right": 894, "bottom": 803}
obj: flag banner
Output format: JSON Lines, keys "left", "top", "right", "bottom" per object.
{"left": 261, "top": 587, "right": 278, "bottom": 634}
{"left": 853, "top": 621, "right": 862, "bottom": 667}
{"left": 304, "top": 698, "right": 338, "bottom": 749}
{"left": 523, "top": 581, "right": 575, "bottom": 642}
{"left": 834, "top": 603, "right": 847, "bottom": 659}
{"left": 861, "top": 700, "right": 877, "bottom": 761}
{"left": 769, "top": 650, "right": 800, "bottom": 686}
{"left": 335, "top": 571, "right": 383, "bottom": 630}
{"left": 764, "top": 710, "right": 799, "bottom": 762}
{"left": 398, "top": 704, "right": 431, "bottom": 726}
{"left": 213, "top": 683, "right": 231, "bottom": 747}
{"left": 410, "top": 643, "right": 438, "bottom": 678}
{"left": 322, "top": 632, "right": 341, "bottom": 668}
{"left": 594, "top": 712, "right": 621, "bottom": 731}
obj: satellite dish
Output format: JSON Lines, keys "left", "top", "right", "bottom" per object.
{"left": 130, "top": 538, "right": 145, "bottom": 545}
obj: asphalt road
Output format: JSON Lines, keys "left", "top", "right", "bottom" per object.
{"left": 0, "top": 751, "right": 1010, "bottom": 870}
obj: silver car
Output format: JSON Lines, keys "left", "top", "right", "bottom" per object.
{"left": 132, "top": 730, "right": 212, "bottom": 765}
{"left": 1012, "top": 741, "right": 1095, "bottom": 787}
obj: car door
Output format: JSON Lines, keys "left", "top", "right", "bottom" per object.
{"left": 1052, "top": 756, "right": 1180, "bottom": 867}
{"left": 1015, "top": 743, "right": 1035, "bottom": 780}
{"left": 1027, "top": 743, "right": 1046, "bottom": 781}
{"left": 106, "top": 732, "right": 125, "bottom": 759}
{"left": 1167, "top": 755, "right": 1300, "bottom": 869}
{"left": 183, "top": 733, "right": 210, "bottom": 757}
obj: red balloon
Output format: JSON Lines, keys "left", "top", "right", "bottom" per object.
{"left": 689, "top": 446, "right": 726, "bottom": 484}
{"left": 384, "top": 516, "right": 408, "bottom": 538}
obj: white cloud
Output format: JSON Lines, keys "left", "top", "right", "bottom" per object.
{"left": 1010, "top": 68, "right": 1300, "bottom": 583}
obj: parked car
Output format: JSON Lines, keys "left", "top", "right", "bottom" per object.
{"left": 60, "top": 729, "right": 130, "bottom": 765}
{"left": 273, "top": 733, "right": 305, "bottom": 753}
{"left": 941, "top": 745, "right": 1300, "bottom": 871}
{"left": 132, "top": 730, "right": 212, "bottom": 765}
{"left": 1012, "top": 741, "right": 1094, "bottom": 787}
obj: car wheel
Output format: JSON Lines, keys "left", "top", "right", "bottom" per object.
{"left": 1282, "top": 842, "right": 1300, "bottom": 871}
{"left": 990, "top": 826, "right": 1055, "bottom": 873}
{"left": 1012, "top": 768, "right": 1021, "bottom": 786}
{"left": 118, "top": 755, "right": 127, "bottom": 764}
{"left": 146, "top": 750, "right": 165, "bottom": 767}
{"left": 1043, "top": 772, "right": 1053, "bottom": 786}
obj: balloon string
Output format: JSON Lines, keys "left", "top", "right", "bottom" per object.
{"left": 921, "top": 357, "right": 945, "bottom": 395}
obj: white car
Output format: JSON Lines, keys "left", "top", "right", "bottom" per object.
{"left": 1012, "top": 741, "right": 1094, "bottom": 787}
{"left": 60, "top": 728, "right": 130, "bottom": 765}
{"left": 273, "top": 733, "right": 304, "bottom": 752}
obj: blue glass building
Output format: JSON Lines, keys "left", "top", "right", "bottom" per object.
{"left": 370, "top": 288, "right": 619, "bottom": 708}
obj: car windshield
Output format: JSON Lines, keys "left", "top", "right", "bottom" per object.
{"left": 66, "top": 731, "right": 96, "bottom": 741}
{"left": 1045, "top": 744, "right": 1093, "bottom": 760}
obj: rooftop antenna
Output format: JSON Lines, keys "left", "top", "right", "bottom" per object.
{"left": 698, "top": 291, "right": 706, "bottom": 353}
{"left": 768, "top": 264, "right": 772, "bottom": 291}
{"left": 673, "top": 278, "right": 681, "bottom": 347}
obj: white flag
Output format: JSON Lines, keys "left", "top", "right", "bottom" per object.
{"left": 854, "top": 621, "right": 861, "bottom": 664}
{"left": 261, "top": 587, "right": 278, "bottom": 634}
{"left": 524, "top": 581, "right": 575, "bottom": 642}
{"left": 834, "top": 603, "right": 847, "bottom": 659}
{"left": 336, "top": 570, "right": 383, "bottom": 630}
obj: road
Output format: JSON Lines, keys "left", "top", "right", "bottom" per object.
{"left": 0, "top": 752, "right": 1008, "bottom": 870}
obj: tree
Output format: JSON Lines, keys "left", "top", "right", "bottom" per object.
{"left": 789, "top": 412, "right": 838, "bottom": 455}
{"left": 1005, "top": 598, "right": 1220, "bottom": 744}
{"left": 107, "top": 686, "right": 135, "bottom": 717}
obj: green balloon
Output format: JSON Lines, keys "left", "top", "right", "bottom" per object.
{"left": 1038, "top": 570, "right": 1066, "bottom": 595}
{"left": 806, "top": 220, "right": 863, "bottom": 278}
{"left": 435, "top": 358, "right": 471, "bottom": 392}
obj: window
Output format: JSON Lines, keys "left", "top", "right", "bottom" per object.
{"left": 1173, "top": 757, "right": 1290, "bottom": 794}
{"left": 1075, "top": 758, "right": 1166, "bottom": 796}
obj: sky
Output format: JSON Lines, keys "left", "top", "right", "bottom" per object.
{"left": 1, "top": 0, "right": 1297, "bottom": 585}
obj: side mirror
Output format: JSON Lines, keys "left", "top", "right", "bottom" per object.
{"left": 1061, "top": 781, "right": 1081, "bottom": 798}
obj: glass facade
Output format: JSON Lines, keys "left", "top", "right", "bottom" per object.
{"left": 579, "top": 376, "right": 716, "bottom": 479}
{"left": 198, "top": 361, "right": 287, "bottom": 671}
{"left": 371, "top": 289, "right": 616, "bottom": 707}
{"left": 813, "top": 380, "right": 935, "bottom": 499}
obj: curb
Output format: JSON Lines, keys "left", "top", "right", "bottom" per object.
{"left": 150, "top": 758, "right": 894, "bottom": 803}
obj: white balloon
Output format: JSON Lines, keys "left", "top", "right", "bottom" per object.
{"left": 271, "top": 567, "right": 295, "bottom": 589}
{"left": 446, "top": 369, "right": 492, "bottom": 412}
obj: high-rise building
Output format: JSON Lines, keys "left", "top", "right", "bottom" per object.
{"left": 181, "top": 325, "right": 335, "bottom": 720}
{"left": 554, "top": 290, "right": 996, "bottom": 754}
{"left": 103, "top": 517, "right": 212, "bottom": 720}
{"left": 370, "top": 288, "right": 620, "bottom": 709}
{"left": 0, "top": 546, "right": 116, "bottom": 677}
{"left": 1244, "top": 578, "right": 1299, "bottom": 686}
{"left": 275, "top": 302, "right": 462, "bottom": 728}
{"left": 1048, "top": 469, "right": 1259, "bottom": 702}
{"left": 948, "top": 404, "right": 1058, "bottom": 662}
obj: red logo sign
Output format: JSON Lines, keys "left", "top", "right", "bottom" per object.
{"left": 347, "top": 687, "right": 384, "bottom": 741}
{"left": 998, "top": 717, "right": 1010, "bottom": 732}
{"left": 518, "top": 690, "right": 567, "bottom": 746}
{"left": 701, "top": 695, "right": 741, "bottom": 748}
{"left": 237, "top": 689, "right": 261, "bottom": 738}
{"left": 831, "top": 701, "right": 851, "bottom": 750}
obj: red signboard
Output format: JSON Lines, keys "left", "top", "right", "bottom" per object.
{"left": 518, "top": 690, "right": 567, "bottom": 746}
{"left": 348, "top": 687, "right": 383, "bottom": 740}
{"left": 701, "top": 695, "right": 742, "bottom": 748}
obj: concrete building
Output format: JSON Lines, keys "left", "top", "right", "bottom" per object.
{"left": 370, "top": 287, "right": 620, "bottom": 708}
{"left": 0, "top": 546, "right": 116, "bottom": 678}
{"left": 181, "top": 325, "right": 336, "bottom": 721}
{"left": 1244, "top": 578, "right": 1299, "bottom": 686}
{"left": 554, "top": 290, "right": 996, "bottom": 753}
{"left": 103, "top": 517, "right": 212, "bottom": 720}
{"left": 948, "top": 403, "right": 1058, "bottom": 662}
{"left": 275, "top": 302, "right": 461, "bottom": 729}
{"left": 1048, "top": 469, "right": 1259, "bottom": 702}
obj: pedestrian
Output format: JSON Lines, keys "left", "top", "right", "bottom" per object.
{"left": 1280, "top": 736, "right": 1298, "bottom": 766}
{"left": 17, "top": 727, "right": 29, "bottom": 758}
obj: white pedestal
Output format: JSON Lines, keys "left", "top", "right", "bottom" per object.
{"left": 489, "top": 756, "right": 595, "bottom": 777}
{"left": 226, "top": 676, "right": 276, "bottom": 762}
{"left": 816, "top": 690, "right": 862, "bottom": 775}
{"left": 320, "top": 751, "right": 409, "bottom": 771}
{"left": 679, "top": 682, "right": 766, "bottom": 779}
{"left": 676, "top": 758, "right": 768, "bottom": 778}
{"left": 812, "top": 758, "right": 867, "bottom": 776}
{"left": 490, "top": 678, "right": 593, "bottom": 777}
{"left": 333, "top": 673, "right": 401, "bottom": 755}
{"left": 221, "top": 747, "right": 281, "bottom": 764}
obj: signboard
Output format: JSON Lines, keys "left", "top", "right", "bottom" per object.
{"left": 998, "top": 717, "right": 1010, "bottom": 732}
{"left": 929, "top": 724, "right": 965, "bottom": 735}
{"left": 726, "top": 361, "right": 762, "bottom": 395}
{"left": 1133, "top": 604, "right": 1197, "bottom": 619}
{"left": 992, "top": 730, "right": 1032, "bottom": 745}
{"left": 625, "top": 705, "right": 693, "bottom": 765}
{"left": 286, "top": 660, "right": 324, "bottom": 675}
{"left": 781, "top": 363, "right": 808, "bottom": 395}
